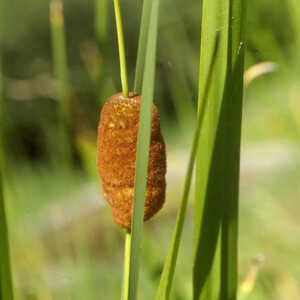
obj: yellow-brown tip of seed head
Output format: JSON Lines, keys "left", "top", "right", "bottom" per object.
{"left": 97, "top": 92, "right": 166, "bottom": 228}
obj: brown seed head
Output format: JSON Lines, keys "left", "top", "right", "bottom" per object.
{"left": 97, "top": 92, "right": 166, "bottom": 228}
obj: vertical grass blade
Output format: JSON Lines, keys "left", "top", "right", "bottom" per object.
{"left": 95, "top": 0, "right": 109, "bottom": 45}
{"left": 155, "top": 34, "right": 220, "bottom": 300}
{"left": 134, "top": 0, "right": 152, "bottom": 94}
{"left": 50, "top": 0, "right": 72, "bottom": 164}
{"left": 286, "top": 0, "right": 300, "bottom": 55}
{"left": 95, "top": 0, "right": 116, "bottom": 103}
{"left": 193, "top": 0, "right": 246, "bottom": 299}
{"left": 220, "top": 2, "right": 246, "bottom": 299}
{"left": 194, "top": 3, "right": 230, "bottom": 297}
{"left": 0, "top": 55, "right": 14, "bottom": 300}
{"left": 123, "top": 0, "right": 160, "bottom": 299}
{"left": 0, "top": 176, "right": 14, "bottom": 300}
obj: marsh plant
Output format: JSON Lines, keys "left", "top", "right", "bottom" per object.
{"left": 0, "top": 0, "right": 246, "bottom": 299}
{"left": 96, "top": 0, "right": 246, "bottom": 299}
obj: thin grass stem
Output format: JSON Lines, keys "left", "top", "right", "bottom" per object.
{"left": 113, "top": 0, "right": 128, "bottom": 98}
{"left": 50, "top": 0, "right": 72, "bottom": 164}
{"left": 95, "top": 0, "right": 109, "bottom": 44}
{"left": 122, "top": 230, "right": 131, "bottom": 300}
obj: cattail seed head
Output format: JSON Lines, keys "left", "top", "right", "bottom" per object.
{"left": 97, "top": 92, "right": 166, "bottom": 229}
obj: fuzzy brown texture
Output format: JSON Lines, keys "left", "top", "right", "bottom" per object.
{"left": 97, "top": 92, "right": 166, "bottom": 229}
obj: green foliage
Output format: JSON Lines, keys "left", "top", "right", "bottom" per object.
{"left": 134, "top": 0, "right": 152, "bottom": 94}
{"left": 193, "top": 0, "right": 246, "bottom": 299}
{"left": 50, "top": 0, "right": 72, "bottom": 164}
{"left": 155, "top": 34, "right": 220, "bottom": 300}
{"left": 95, "top": 0, "right": 109, "bottom": 44}
{"left": 1, "top": 0, "right": 300, "bottom": 299}
{"left": 0, "top": 175, "right": 14, "bottom": 300}
{"left": 124, "top": 0, "right": 161, "bottom": 299}
{"left": 0, "top": 56, "right": 14, "bottom": 300}
{"left": 113, "top": 0, "right": 128, "bottom": 97}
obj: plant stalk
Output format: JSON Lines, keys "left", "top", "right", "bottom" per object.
{"left": 113, "top": 0, "right": 129, "bottom": 98}
{"left": 122, "top": 230, "right": 131, "bottom": 300}
{"left": 50, "top": 0, "right": 72, "bottom": 164}
{"left": 0, "top": 54, "right": 14, "bottom": 300}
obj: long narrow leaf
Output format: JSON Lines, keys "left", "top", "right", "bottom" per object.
{"left": 0, "top": 175, "right": 14, "bottom": 300}
{"left": 94, "top": 0, "right": 115, "bottom": 103}
{"left": 0, "top": 55, "right": 14, "bottom": 300}
{"left": 286, "top": 0, "right": 300, "bottom": 55}
{"left": 125, "top": 0, "right": 160, "bottom": 299}
{"left": 155, "top": 34, "right": 220, "bottom": 300}
{"left": 220, "top": 2, "right": 246, "bottom": 299}
{"left": 95, "top": 0, "right": 109, "bottom": 45}
{"left": 134, "top": 0, "right": 152, "bottom": 94}
{"left": 50, "top": 0, "right": 72, "bottom": 164}
{"left": 194, "top": 3, "right": 230, "bottom": 296}
{"left": 193, "top": 0, "right": 246, "bottom": 299}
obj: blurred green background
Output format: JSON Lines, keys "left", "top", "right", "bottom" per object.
{"left": 1, "top": 0, "right": 300, "bottom": 299}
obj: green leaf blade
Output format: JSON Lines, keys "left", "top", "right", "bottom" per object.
{"left": 50, "top": 0, "right": 72, "bottom": 164}
{"left": 134, "top": 0, "right": 152, "bottom": 94}
{"left": 0, "top": 175, "right": 14, "bottom": 300}
{"left": 95, "top": 0, "right": 109, "bottom": 44}
{"left": 0, "top": 55, "right": 14, "bottom": 300}
{"left": 123, "top": 0, "right": 161, "bottom": 299}
{"left": 193, "top": 0, "right": 246, "bottom": 299}
{"left": 220, "top": 1, "right": 247, "bottom": 299}
{"left": 194, "top": 3, "right": 230, "bottom": 299}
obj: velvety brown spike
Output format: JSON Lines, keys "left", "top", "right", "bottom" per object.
{"left": 97, "top": 92, "right": 166, "bottom": 229}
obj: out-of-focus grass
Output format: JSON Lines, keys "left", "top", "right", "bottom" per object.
{"left": 1, "top": 0, "right": 300, "bottom": 299}
{"left": 5, "top": 128, "right": 300, "bottom": 299}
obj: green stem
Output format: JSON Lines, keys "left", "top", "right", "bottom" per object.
{"left": 122, "top": 230, "right": 131, "bottom": 300}
{"left": 50, "top": 0, "right": 72, "bottom": 164}
{"left": 0, "top": 55, "right": 14, "bottom": 300}
{"left": 95, "top": 0, "right": 108, "bottom": 44}
{"left": 113, "top": 0, "right": 129, "bottom": 98}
